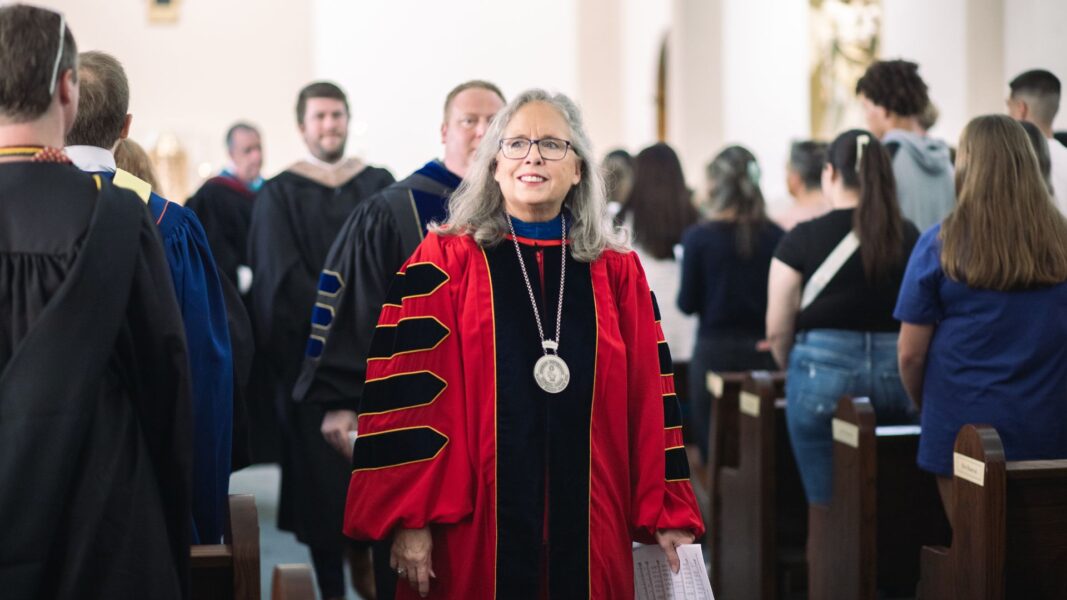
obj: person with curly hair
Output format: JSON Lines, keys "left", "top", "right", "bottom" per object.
{"left": 856, "top": 59, "right": 954, "bottom": 231}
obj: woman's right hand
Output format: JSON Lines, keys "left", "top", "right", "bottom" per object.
{"left": 391, "top": 527, "right": 435, "bottom": 597}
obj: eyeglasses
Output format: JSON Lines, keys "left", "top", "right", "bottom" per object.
{"left": 47, "top": 12, "right": 66, "bottom": 97}
{"left": 499, "top": 137, "right": 572, "bottom": 161}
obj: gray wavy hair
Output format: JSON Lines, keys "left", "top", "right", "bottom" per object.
{"left": 432, "top": 89, "right": 627, "bottom": 262}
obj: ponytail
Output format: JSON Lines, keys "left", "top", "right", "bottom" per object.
{"left": 828, "top": 129, "right": 905, "bottom": 283}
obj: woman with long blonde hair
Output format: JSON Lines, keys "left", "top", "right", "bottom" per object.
{"left": 896, "top": 114, "right": 1067, "bottom": 521}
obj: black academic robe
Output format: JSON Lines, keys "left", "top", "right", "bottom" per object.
{"left": 293, "top": 159, "right": 459, "bottom": 410}
{"left": 0, "top": 163, "right": 192, "bottom": 599}
{"left": 220, "top": 274, "right": 254, "bottom": 471}
{"left": 247, "top": 159, "right": 393, "bottom": 545}
{"left": 186, "top": 174, "right": 255, "bottom": 290}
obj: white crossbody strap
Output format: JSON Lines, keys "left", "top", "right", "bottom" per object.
{"left": 800, "top": 231, "right": 859, "bottom": 310}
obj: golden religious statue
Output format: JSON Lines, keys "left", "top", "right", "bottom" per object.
{"left": 810, "top": 0, "right": 881, "bottom": 140}
{"left": 149, "top": 132, "right": 190, "bottom": 203}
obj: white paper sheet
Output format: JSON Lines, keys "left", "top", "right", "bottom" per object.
{"left": 633, "top": 544, "right": 715, "bottom": 600}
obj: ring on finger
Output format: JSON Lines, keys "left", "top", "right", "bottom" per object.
{"left": 397, "top": 567, "right": 406, "bottom": 575}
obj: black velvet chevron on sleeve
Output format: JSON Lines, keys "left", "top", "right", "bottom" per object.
{"left": 359, "top": 370, "right": 447, "bottom": 415}
{"left": 657, "top": 340, "right": 674, "bottom": 376}
{"left": 366, "top": 317, "right": 450, "bottom": 360}
{"left": 665, "top": 446, "right": 690, "bottom": 482}
{"left": 401, "top": 263, "right": 449, "bottom": 299}
{"left": 352, "top": 426, "right": 449, "bottom": 471}
{"left": 663, "top": 393, "right": 682, "bottom": 429}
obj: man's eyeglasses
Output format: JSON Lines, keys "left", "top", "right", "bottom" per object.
{"left": 499, "top": 137, "right": 572, "bottom": 161}
{"left": 47, "top": 12, "right": 66, "bottom": 97}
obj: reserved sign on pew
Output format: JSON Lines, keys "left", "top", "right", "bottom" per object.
{"left": 739, "top": 391, "right": 760, "bottom": 417}
{"left": 706, "top": 372, "right": 724, "bottom": 397}
{"left": 953, "top": 452, "right": 986, "bottom": 486}
{"left": 832, "top": 418, "right": 859, "bottom": 448}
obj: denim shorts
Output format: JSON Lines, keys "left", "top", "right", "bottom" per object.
{"left": 785, "top": 329, "right": 918, "bottom": 504}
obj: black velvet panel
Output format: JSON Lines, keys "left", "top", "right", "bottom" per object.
{"left": 383, "top": 272, "right": 405, "bottom": 306}
{"left": 650, "top": 290, "right": 663, "bottom": 322}
{"left": 658, "top": 340, "right": 674, "bottom": 376}
{"left": 401, "top": 262, "right": 448, "bottom": 299}
{"left": 663, "top": 393, "right": 683, "bottom": 429}
{"left": 366, "top": 325, "right": 396, "bottom": 359}
{"left": 366, "top": 317, "right": 450, "bottom": 360}
{"left": 485, "top": 242, "right": 594, "bottom": 599}
{"left": 351, "top": 426, "right": 448, "bottom": 471}
{"left": 665, "top": 446, "right": 691, "bottom": 482}
{"left": 359, "top": 371, "right": 447, "bottom": 415}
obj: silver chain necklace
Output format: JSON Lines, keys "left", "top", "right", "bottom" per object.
{"left": 506, "top": 213, "right": 570, "bottom": 394}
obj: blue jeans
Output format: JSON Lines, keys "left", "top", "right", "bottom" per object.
{"left": 785, "top": 330, "right": 917, "bottom": 505}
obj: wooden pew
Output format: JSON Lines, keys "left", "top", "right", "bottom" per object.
{"left": 703, "top": 370, "right": 747, "bottom": 592}
{"left": 270, "top": 564, "right": 316, "bottom": 600}
{"left": 717, "top": 371, "right": 805, "bottom": 600}
{"left": 807, "top": 397, "right": 948, "bottom": 599}
{"left": 191, "top": 494, "right": 261, "bottom": 600}
{"left": 919, "top": 425, "right": 1067, "bottom": 599}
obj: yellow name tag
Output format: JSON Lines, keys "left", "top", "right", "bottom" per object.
{"left": 953, "top": 452, "right": 985, "bottom": 486}
{"left": 739, "top": 391, "right": 760, "bottom": 417}
{"left": 832, "top": 418, "right": 859, "bottom": 448}
{"left": 706, "top": 373, "right": 724, "bottom": 397}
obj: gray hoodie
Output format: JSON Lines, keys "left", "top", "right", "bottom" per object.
{"left": 883, "top": 129, "right": 955, "bottom": 232}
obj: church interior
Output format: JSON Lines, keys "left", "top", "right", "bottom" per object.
{"left": 10, "top": 0, "right": 1067, "bottom": 599}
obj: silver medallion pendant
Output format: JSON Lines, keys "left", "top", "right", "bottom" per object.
{"left": 534, "top": 354, "right": 570, "bottom": 394}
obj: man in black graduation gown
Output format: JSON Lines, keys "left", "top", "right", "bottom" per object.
{"left": 292, "top": 80, "right": 505, "bottom": 599}
{"left": 247, "top": 81, "right": 393, "bottom": 600}
{"left": 0, "top": 6, "right": 192, "bottom": 598}
{"left": 186, "top": 122, "right": 264, "bottom": 294}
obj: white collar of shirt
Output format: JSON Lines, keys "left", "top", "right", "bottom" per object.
{"left": 65, "top": 145, "right": 116, "bottom": 173}
{"left": 304, "top": 153, "right": 348, "bottom": 170}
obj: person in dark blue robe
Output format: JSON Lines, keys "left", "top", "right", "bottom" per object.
{"left": 66, "top": 51, "right": 233, "bottom": 546}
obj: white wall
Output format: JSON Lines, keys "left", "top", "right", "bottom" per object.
{"left": 619, "top": 0, "right": 671, "bottom": 152}
{"left": 43, "top": 0, "right": 314, "bottom": 182}
{"left": 313, "top": 0, "right": 579, "bottom": 179}
{"left": 719, "top": 0, "right": 811, "bottom": 210}
{"left": 577, "top": 0, "right": 625, "bottom": 156}
{"left": 882, "top": 0, "right": 968, "bottom": 144}
{"left": 667, "top": 0, "right": 724, "bottom": 195}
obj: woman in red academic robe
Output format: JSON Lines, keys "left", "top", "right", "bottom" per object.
{"left": 343, "top": 89, "right": 704, "bottom": 599}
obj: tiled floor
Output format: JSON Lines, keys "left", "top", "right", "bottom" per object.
{"left": 229, "top": 464, "right": 364, "bottom": 600}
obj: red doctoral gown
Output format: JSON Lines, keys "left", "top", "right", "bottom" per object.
{"left": 343, "top": 231, "right": 704, "bottom": 599}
